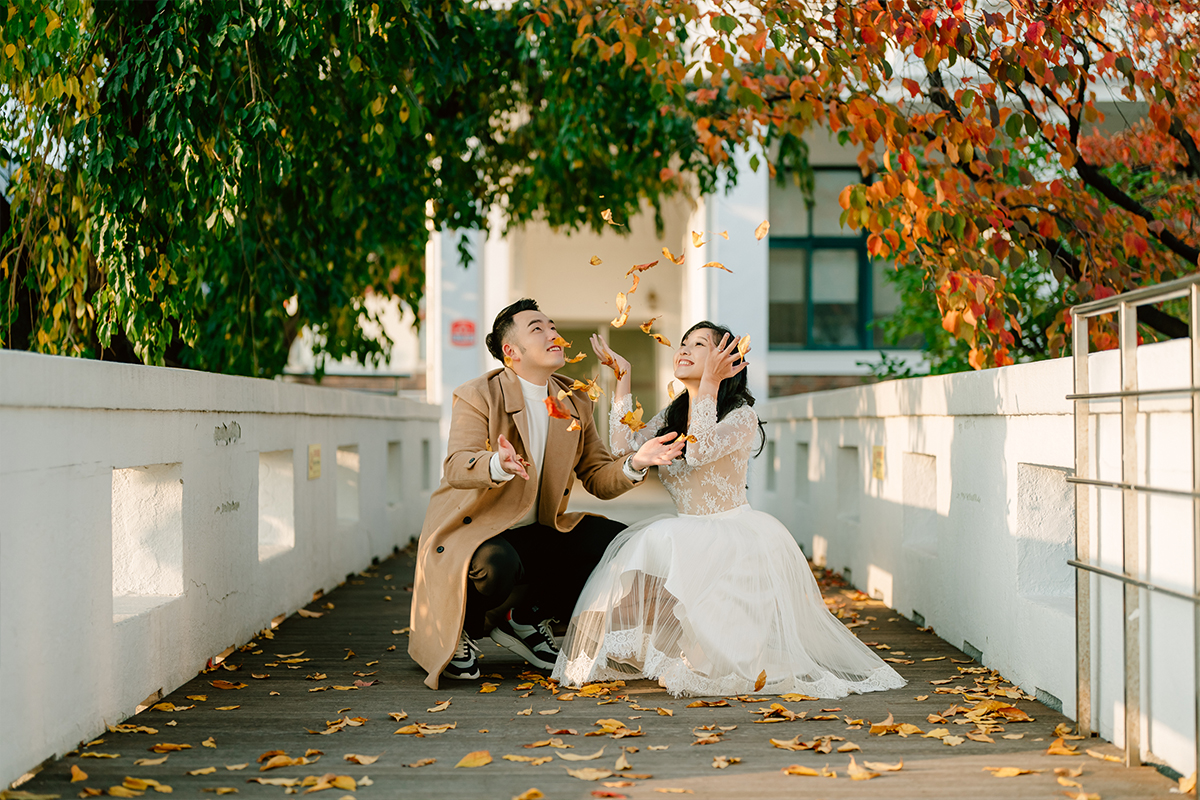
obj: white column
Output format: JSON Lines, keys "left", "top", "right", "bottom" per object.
{"left": 482, "top": 206, "right": 513, "bottom": 374}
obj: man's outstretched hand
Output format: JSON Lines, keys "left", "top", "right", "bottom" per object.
{"left": 631, "top": 433, "right": 687, "bottom": 472}
{"left": 496, "top": 434, "right": 529, "bottom": 480}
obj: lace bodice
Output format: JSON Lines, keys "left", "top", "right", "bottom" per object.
{"left": 610, "top": 395, "right": 758, "bottom": 515}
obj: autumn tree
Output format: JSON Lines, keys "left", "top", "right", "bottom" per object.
{"left": 1, "top": 0, "right": 714, "bottom": 375}
{"left": 560, "top": 0, "right": 1200, "bottom": 368}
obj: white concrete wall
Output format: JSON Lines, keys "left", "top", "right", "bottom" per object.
{"left": 756, "top": 339, "right": 1195, "bottom": 776}
{"left": 0, "top": 350, "right": 439, "bottom": 786}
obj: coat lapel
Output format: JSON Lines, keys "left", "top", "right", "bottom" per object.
{"left": 499, "top": 368, "right": 532, "bottom": 461}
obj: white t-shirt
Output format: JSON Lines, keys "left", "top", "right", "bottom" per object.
{"left": 490, "top": 374, "right": 644, "bottom": 528}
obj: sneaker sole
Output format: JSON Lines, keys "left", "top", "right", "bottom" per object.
{"left": 489, "top": 628, "right": 558, "bottom": 670}
{"left": 442, "top": 668, "right": 481, "bottom": 680}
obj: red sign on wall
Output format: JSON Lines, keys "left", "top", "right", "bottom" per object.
{"left": 450, "top": 319, "right": 476, "bottom": 347}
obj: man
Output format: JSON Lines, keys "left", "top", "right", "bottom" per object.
{"left": 408, "top": 299, "right": 684, "bottom": 689}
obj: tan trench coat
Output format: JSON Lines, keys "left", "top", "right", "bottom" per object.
{"left": 408, "top": 367, "right": 639, "bottom": 689}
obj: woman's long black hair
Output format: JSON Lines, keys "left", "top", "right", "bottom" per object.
{"left": 655, "top": 321, "right": 766, "bottom": 457}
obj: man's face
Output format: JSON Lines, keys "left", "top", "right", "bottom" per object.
{"left": 504, "top": 310, "right": 566, "bottom": 372}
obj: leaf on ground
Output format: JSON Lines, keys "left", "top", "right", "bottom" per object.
{"left": 847, "top": 755, "right": 879, "bottom": 781}
{"left": 513, "top": 790, "right": 544, "bottom": 800}
{"left": 343, "top": 753, "right": 382, "bottom": 765}
{"left": 209, "top": 680, "right": 246, "bottom": 690}
{"left": 1058, "top": 776, "right": 1083, "bottom": 788}
{"left": 654, "top": 789, "right": 694, "bottom": 794}
{"left": 247, "top": 777, "right": 299, "bottom": 787}
{"left": 1179, "top": 771, "right": 1196, "bottom": 794}
{"left": 685, "top": 699, "right": 729, "bottom": 708}
{"left": 187, "top": 766, "right": 217, "bottom": 775}
{"left": 201, "top": 789, "right": 237, "bottom": 795}
{"left": 546, "top": 726, "right": 577, "bottom": 736}
{"left": 1047, "top": 738, "right": 1081, "bottom": 756}
{"left": 539, "top": 709, "right": 561, "bottom": 716}
{"left": 80, "top": 752, "right": 120, "bottom": 759}
{"left": 984, "top": 766, "right": 1042, "bottom": 777}
{"left": 480, "top": 683, "right": 499, "bottom": 693}
{"left": 777, "top": 693, "right": 817, "bottom": 702}
{"left": 1054, "top": 765, "right": 1085, "bottom": 778}
{"left": 215, "top": 706, "right": 240, "bottom": 711}
{"left": 405, "top": 758, "right": 436, "bottom": 768}
{"left": 388, "top": 711, "right": 408, "bottom": 722}
{"left": 837, "top": 742, "right": 861, "bottom": 753}
{"left": 455, "top": 750, "right": 492, "bottom": 768}
{"left": 427, "top": 699, "right": 452, "bottom": 713}
{"left": 149, "top": 743, "right": 191, "bottom": 753}
{"left": 70, "top": 765, "right": 87, "bottom": 782}
{"left": 566, "top": 768, "right": 613, "bottom": 781}
{"left": 133, "top": 756, "right": 168, "bottom": 766}
{"left": 614, "top": 751, "right": 631, "bottom": 771}
{"left": 224, "top": 764, "right": 248, "bottom": 771}
{"left": 1002, "top": 733, "right": 1025, "bottom": 740}
{"left": 862, "top": 759, "right": 903, "bottom": 772}
{"left": 296, "top": 609, "right": 323, "bottom": 618}
{"left": 648, "top": 745, "right": 669, "bottom": 751}
{"left": 712, "top": 756, "right": 740, "bottom": 769}
{"left": 557, "top": 748, "right": 604, "bottom": 762}
{"left": 518, "top": 707, "right": 533, "bottom": 716}
{"left": 503, "top": 755, "right": 553, "bottom": 765}
{"left": 1085, "top": 748, "right": 1120, "bottom": 762}
{"left": 942, "top": 736, "right": 966, "bottom": 746}
{"left": 202, "top": 737, "right": 216, "bottom": 748}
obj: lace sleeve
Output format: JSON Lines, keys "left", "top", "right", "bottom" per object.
{"left": 684, "top": 397, "right": 758, "bottom": 467}
{"left": 609, "top": 394, "right": 667, "bottom": 456}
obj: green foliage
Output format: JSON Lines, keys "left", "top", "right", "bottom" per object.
{"left": 1, "top": 0, "right": 706, "bottom": 376}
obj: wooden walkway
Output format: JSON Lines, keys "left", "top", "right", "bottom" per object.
{"left": 11, "top": 544, "right": 1180, "bottom": 799}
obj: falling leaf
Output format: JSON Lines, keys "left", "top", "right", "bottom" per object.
{"left": 639, "top": 317, "right": 661, "bottom": 334}
{"left": 847, "top": 755, "right": 880, "bottom": 781}
{"left": 662, "top": 246, "right": 685, "bottom": 265}
{"left": 570, "top": 378, "right": 605, "bottom": 401}
{"left": 558, "top": 748, "right": 605, "bottom": 762}
{"left": 601, "top": 209, "right": 622, "bottom": 227}
{"left": 984, "top": 766, "right": 1042, "bottom": 777}
{"left": 712, "top": 756, "right": 740, "bottom": 769}
{"left": 1084, "top": 748, "right": 1120, "bottom": 762}
{"left": 626, "top": 260, "right": 658, "bottom": 278}
{"left": 717, "top": 230, "right": 729, "bottom": 240}
{"left": 691, "top": 231, "right": 705, "bottom": 247}
{"left": 620, "top": 400, "right": 647, "bottom": 432}
{"left": 590, "top": 256, "right": 603, "bottom": 265}
{"left": 202, "top": 737, "right": 217, "bottom": 748}
{"left": 754, "top": 220, "right": 770, "bottom": 240}
{"left": 566, "top": 352, "right": 588, "bottom": 363}
{"left": 597, "top": 351, "right": 627, "bottom": 381}
{"left": 567, "top": 767, "right": 615, "bottom": 781}
{"left": 344, "top": 753, "right": 382, "bottom": 765}
{"left": 188, "top": 766, "right": 218, "bottom": 775}
{"left": 736, "top": 335, "right": 750, "bottom": 360}
{"left": 611, "top": 292, "right": 631, "bottom": 328}
{"left": 701, "top": 261, "right": 732, "bottom": 272}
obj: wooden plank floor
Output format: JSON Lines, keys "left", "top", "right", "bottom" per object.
{"left": 12, "top": 548, "right": 1180, "bottom": 800}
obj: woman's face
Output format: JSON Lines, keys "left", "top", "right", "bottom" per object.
{"left": 673, "top": 328, "right": 716, "bottom": 381}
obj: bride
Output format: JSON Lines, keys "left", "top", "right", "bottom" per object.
{"left": 550, "top": 322, "right": 906, "bottom": 698}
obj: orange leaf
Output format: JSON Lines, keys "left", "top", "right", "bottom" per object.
{"left": 455, "top": 750, "right": 492, "bottom": 768}
{"left": 754, "top": 220, "right": 770, "bottom": 240}
{"left": 601, "top": 209, "right": 622, "bottom": 227}
{"left": 691, "top": 231, "right": 705, "bottom": 247}
{"left": 662, "top": 246, "right": 685, "bottom": 265}
{"left": 754, "top": 671, "right": 767, "bottom": 691}
{"left": 567, "top": 419, "right": 581, "bottom": 432}
{"left": 544, "top": 396, "right": 572, "bottom": 420}
{"left": 565, "top": 352, "right": 588, "bottom": 363}
{"left": 620, "top": 400, "right": 647, "bottom": 432}
{"left": 70, "top": 765, "right": 88, "bottom": 783}
{"left": 590, "top": 256, "right": 603, "bottom": 265}
{"left": 701, "top": 261, "right": 732, "bottom": 272}
{"left": 639, "top": 317, "right": 661, "bottom": 334}
{"left": 626, "top": 260, "right": 658, "bottom": 277}
{"left": 611, "top": 292, "right": 631, "bottom": 328}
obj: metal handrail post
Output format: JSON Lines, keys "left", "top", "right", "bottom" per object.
{"left": 1072, "top": 307, "right": 1092, "bottom": 739}
{"left": 1118, "top": 300, "right": 1141, "bottom": 767}
{"left": 1192, "top": 283, "right": 1200, "bottom": 782}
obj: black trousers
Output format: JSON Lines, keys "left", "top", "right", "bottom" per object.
{"left": 463, "top": 515, "right": 626, "bottom": 639}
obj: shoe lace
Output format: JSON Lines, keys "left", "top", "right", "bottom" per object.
{"left": 533, "top": 618, "right": 557, "bottom": 648}
{"left": 455, "top": 632, "right": 482, "bottom": 661}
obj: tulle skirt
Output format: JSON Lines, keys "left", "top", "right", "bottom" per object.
{"left": 551, "top": 505, "right": 906, "bottom": 698}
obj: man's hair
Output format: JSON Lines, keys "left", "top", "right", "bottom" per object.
{"left": 486, "top": 298, "right": 540, "bottom": 363}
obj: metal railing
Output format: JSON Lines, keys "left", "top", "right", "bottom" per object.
{"left": 1069, "top": 273, "right": 1200, "bottom": 771}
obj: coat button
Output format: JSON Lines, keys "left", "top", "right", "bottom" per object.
{"left": 468, "top": 457, "right": 476, "bottom": 465}
{"left": 563, "top": 488, "right": 569, "bottom": 496}
{"left": 436, "top": 546, "right": 444, "bottom": 553}
{"left": 463, "top": 516, "right": 472, "bottom": 524}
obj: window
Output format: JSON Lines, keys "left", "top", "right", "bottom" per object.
{"left": 768, "top": 169, "right": 911, "bottom": 350}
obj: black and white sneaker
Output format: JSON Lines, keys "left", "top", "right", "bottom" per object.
{"left": 490, "top": 610, "right": 559, "bottom": 670}
{"left": 442, "top": 631, "right": 482, "bottom": 680}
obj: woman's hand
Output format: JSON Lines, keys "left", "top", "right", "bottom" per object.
{"left": 701, "top": 332, "right": 749, "bottom": 386}
{"left": 591, "top": 334, "right": 631, "bottom": 383}
{"left": 631, "top": 432, "right": 687, "bottom": 471}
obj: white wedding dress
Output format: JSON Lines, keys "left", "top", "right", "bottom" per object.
{"left": 551, "top": 395, "right": 906, "bottom": 698}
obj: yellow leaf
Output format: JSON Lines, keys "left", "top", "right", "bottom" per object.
{"left": 188, "top": 766, "right": 217, "bottom": 775}
{"left": 701, "top": 261, "right": 733, "bottom": 272}
{"left": 224, "top": 764, "right": 248, "bottom": 771}
{"left": 755, "top": 220, "right": 770, "bottom": 240}
{"left": 512, "top": 790, "right": 544, "bottom": 800}
{"left": 590, "top": 256, "right": 603, "bottom": 265}
{"left": 455, "top": 750, "right": 492, "bottom": 768}
{"left": 107, "top": 787, "right": 143, "bottom": 797}
{"left": 428, "top": 699, "right": 452, "bottom": 713}
{"left": 1058, "top": 776, "right": 1083, "bottom": 788}
{"left": 776, "top": 694, "right": 816, "bottom": 702}
{"left": 1085, "top": 748, "right": 1120, "bottom": 762}
{"left": 70, "top": 764, "right": 88, "bottom": 782}
{"left": 566, "top": 768, "right": 613, "bottom": 781}
{"left": 601, "top": 209, "right": 622, "bottom": 227}
{"left": 557, "top": 747, "right": 604, "bottom": 762}
{"left": 133, "top": 756, "right": 168, "bottom": 766}
{"left": 150, "top": 743, "right": 191, "bottom": 753}
{"left": 202, "top": 737, "right": 216, "bottom": 748}
{"left": 611, "top": 291, "right": 631, "bottom": 328}
{"left": 712, "top": 756, "right": 740, "bottom": 769}
{"left": 1047, "top": 738, "right": 1081, "bottom": 756}
{"left": 405, "top": 758, "right": 436, "bottom": 768}
{"left": 837, "top": 742, "right": 861, "bottom": 753}
{"left": 343, "top": 753, "right": 381, "bottom": 765}
{"left": 942, "top": 735, "right": 965, "bottom": 746}
{"left": 863, "top": 758, "right": 903, "bottom": 771}
{"left": 736, "top": 335, "right": 750, "bottom": 359}
{"left": 847, "top": 755, "right": 880, "bottom": 780}
{"left": 215, "top": 706, "right": 240, "bottom": 711}
{"left": 517, "top": 707, "right": 533, "bottom": 716}
{"left": 781, "top": 764, "right": 820, "bottom": 776}
{"left": 662, "top": 246, "right": 685, "bottom": 265}
{"left": 754, "top": 671, "right": 767, "bottom": 692}
{"left": 691, "top": 231, "right": 705, "bottom": 247}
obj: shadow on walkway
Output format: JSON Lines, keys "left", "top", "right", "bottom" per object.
{"left": 10, "top": 530, "right": 1178, "bottom": 798}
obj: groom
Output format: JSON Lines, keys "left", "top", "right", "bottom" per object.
{"left": 408, "top": 299, "right": 684, "bottom": 689}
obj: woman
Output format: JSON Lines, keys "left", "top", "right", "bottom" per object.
{"left": 550, "top": 322, "right": 905, "bottom": 697}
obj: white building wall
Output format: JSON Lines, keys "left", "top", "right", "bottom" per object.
{"left": 0, "top": 351, "right": 439, "bottom": 787}
{"left": 755, "top": 338, "right": 1196, "bottom": 776}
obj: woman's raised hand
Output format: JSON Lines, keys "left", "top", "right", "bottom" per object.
{"left": 591, "top": 334, "right": 631, "bottom": 380}
{"left": 631, "top": 432, "right": 688, "bottom": 471}
{"left": 701, "top": 333, "right": 749, "bottom": 385}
